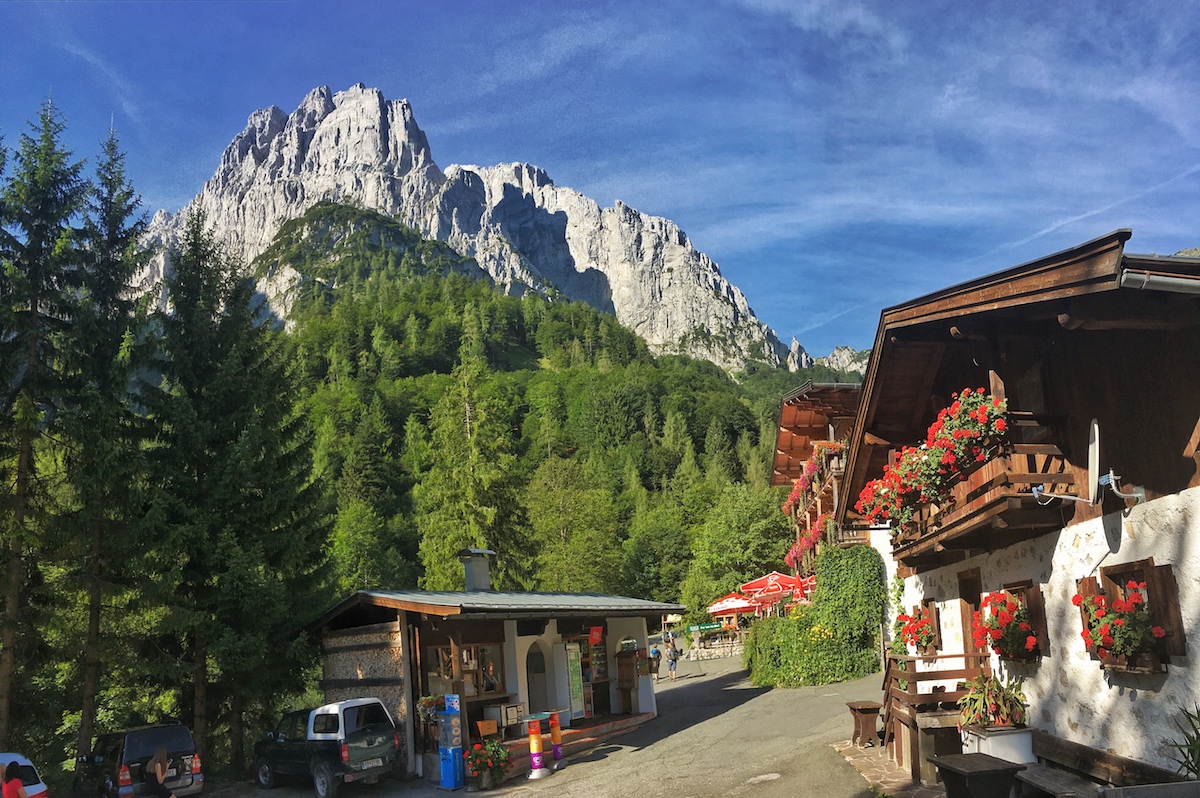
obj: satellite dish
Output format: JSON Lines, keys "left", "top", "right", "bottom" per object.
{"left": 1032, "top": 417, "right": 1105, "bottom": 506}
{"left": 1086, "top": 418, "right": 1101, "bottom": 505}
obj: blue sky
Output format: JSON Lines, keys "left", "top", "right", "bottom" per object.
{"left": 3, "top": 1, "right": 1200, "bottom": 357}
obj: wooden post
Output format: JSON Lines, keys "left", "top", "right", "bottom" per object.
{"left": 988, "top": 369, "right": 1006, "bottom": 402}
{"left": 906, "top": 663, "right": 919, "bottom": 781}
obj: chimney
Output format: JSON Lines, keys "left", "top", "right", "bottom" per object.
{"left": 458, "top": 548, "right": 496, "bottom": 592}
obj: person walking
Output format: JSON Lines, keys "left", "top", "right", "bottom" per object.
{"left": 3, "top": 762, "right": 27, "bottom": 798}
{"left": 666, "top": 640, "right": 680, "bottom": 681}
{"left": 648, "top": 643, "right": 662, "bottom": 681}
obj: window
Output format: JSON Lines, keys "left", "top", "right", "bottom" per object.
{"left": 1002, "top": 579, "right": 1050, "bottom": 657}
{"left": 284, "top": 712, "right": 307, "bottom": 741}
{"left": 425, "top": 644, "right": 506, "bottom": 698}
{"left": 126, "top": 726, "right": 195, "bottom": 760}
{"left": 1077, "top": 558, "right": 1187, "bottom": 659}
{"left": 312, "top": 712, "right": 339, "bottom": 734}
{"left": 344, "top": 702, "right": 392, "bottom": 733}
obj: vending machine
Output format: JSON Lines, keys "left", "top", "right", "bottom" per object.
{"left": 437, "top": 693, "right": 464, "bottom": 790}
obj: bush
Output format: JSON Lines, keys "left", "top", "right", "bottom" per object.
{"left": 745, "top": 545, "right": 885, "bottom": 686}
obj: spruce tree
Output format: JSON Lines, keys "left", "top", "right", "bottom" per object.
{"left": 0, "top": 98, "right": 86, "bottom": 748}
{"left": 59, "top": 128, "right": 149, "bottom": 757}
{"left": 524, "top": 456, "right": 621, "bottom": 593}
{"left": 141, "top": 209, "right": 329, "bottom": 759}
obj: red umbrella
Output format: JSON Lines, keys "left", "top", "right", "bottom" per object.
{"left": 740, "top": 571, "right": 804, "bottom": 596}
{"left": 707, "top": 592, "right": 759, "bottom": 614}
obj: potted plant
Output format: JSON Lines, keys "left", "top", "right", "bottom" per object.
{"left": 958, "top": 673, "right": 1034, "bottom": 763}
{"left": 959, "top": 673, "right": 1027, "bottom": 727}
{"left": 1073, "top": 581, "right": 1166, "bottom": 673}
{"left": 463, "top": 738, "right": 512, "bottom": 791}
{"left": 972, "top": 591, "right": 1040, "bottom": 660}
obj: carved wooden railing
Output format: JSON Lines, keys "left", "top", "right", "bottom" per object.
{"left": 891, "top": 417, "right": 1077, "bottom": 561}
{"left": 882, "top": 652, "right": 991, "bottom": 781}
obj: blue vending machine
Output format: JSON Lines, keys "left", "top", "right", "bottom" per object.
{"left": 437, "top": 693, "right": 464, "bottom": 790}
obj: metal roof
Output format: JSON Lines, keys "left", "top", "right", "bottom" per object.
{"left": 309, "top": 589, "right": 686, "bottom": 630}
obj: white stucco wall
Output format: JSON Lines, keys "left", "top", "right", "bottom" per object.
{"left": 894, "top": 485, "right": 1200, "bottom": 769}
{"left": 606, "top": 616, "right": 656, "bottom": 716}
{"left": 506, "top": 616, "right": 657, "bottom": 727}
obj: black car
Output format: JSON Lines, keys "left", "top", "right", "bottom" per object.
{"left": 74, "top": 724, "right": 204, "bottom": 798}
{"left": 254, "top": 698, "right": 398, "bottom": 798}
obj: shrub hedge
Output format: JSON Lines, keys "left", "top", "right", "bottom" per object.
{"left": 744, "top": 545, "right": 885, "bottom": 686}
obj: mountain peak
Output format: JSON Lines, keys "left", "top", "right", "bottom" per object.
{"left": 148, "top": 84, "right": 790, "bottom": 372}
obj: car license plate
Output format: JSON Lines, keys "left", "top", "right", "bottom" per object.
{"left": 361, "top": 758, "right": 382, "bottom": 770}
{"left": 165, "top": 769, "right": 176, "bottom": 778}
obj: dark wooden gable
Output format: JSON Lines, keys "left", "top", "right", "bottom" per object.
{"left": 837, "top": 230, "right": 1200, "bottom": 561}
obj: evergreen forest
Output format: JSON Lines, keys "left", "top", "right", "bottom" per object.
{"left": 0, "top": 101, "right": 860, "bottom": 783}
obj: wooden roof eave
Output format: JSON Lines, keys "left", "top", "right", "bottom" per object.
{"left": 836, "top": 311, "right": 893, "bottom": 530}
{"left": 307, "top": 591, "right": 463, "bottom": 634}
{"left": 881, "top": 229, "right": 1130, "bottom": 331}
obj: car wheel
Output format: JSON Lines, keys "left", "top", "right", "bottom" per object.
{"left": 312, "top": 763, "right": 339, "bottom": 798}
{"left": 256, "top": 758, "right": 277, "bottom": 790}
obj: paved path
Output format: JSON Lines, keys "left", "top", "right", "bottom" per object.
{"left": 233, "top": 655, "right": 929, "bottom": 798}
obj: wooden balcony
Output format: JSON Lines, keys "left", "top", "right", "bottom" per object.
{"left": 835, "top": 525, "right": 871, "bottom": 548}
{"left": 893, "top": 442, "right": 1077, "bottom": 573}
{"left": 792, "top": 454, "right": 845, "bottom": 535}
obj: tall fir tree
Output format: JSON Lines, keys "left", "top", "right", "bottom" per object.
{"left": 524, "top": 456, "right": 621, "bottom": 593}
{"left": 0, "top": 98, "right": 86, "bottom": 748}
{"left": 141, "top": 209, "right": 330, "bottom": 760}
{"left": 58, "top": 128, "right": 150, "bottom": 757}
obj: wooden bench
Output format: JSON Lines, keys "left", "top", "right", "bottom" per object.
{"left": 1017, "top": 730, "right": 1193, "bottom": 797}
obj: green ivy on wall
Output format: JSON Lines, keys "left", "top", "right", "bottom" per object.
{"left": 744, "top": 545, "right": 886, "bottom": 686}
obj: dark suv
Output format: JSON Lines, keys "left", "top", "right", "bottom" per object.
{"left": 74, "top": 724, "right": 204, "bottom": 798}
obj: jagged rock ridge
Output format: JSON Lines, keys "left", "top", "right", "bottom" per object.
{"left": 146, "top": 84, "right": 790, "bottom": 372}
{"left": 816, "top": 345, "right": 869, "bottom": 375}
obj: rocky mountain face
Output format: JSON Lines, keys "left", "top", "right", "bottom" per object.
{"left": 816, "top": 345, "right": 869, "bottom": 375}
{"left": 146, "top": 84, "right": 792, "bottom": 372}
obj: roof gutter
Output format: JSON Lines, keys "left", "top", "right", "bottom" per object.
{"left": 1120, "top": 269, "right": 1200, "bottom": 295}
{"left": 451, "top": 608, "right": 683, "bottom": 621}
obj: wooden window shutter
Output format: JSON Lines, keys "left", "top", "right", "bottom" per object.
{"left": 1024, "top": 583, "right": 1050, "bottom": 656}
{"left": 921, "top": 599, "right": 942, "bottom": 651}
{"left": 1150, "top": 564, "right": 1187, "bottom": 657}
{"left": 1005, "top": 579, "right": 1050, "bottom": 657}
{"left": 1076, "top": 576, "right": 1100, "bottom": 658}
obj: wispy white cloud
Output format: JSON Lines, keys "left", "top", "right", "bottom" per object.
{"left": 971, "top": 161, "right": 1200, "bottom": 261}
{"left": 472, "top": 13, "right": 662, "bottom": 96}
{"left": 60, "top": 41, "right": 143, "bottom": 124}
{"left": 731, "top": 0, "right": 906, "bottom": 56}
